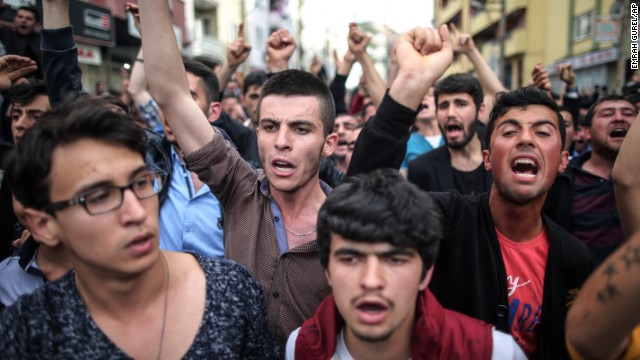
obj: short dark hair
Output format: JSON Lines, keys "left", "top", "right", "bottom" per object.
{"left": 10, "top": 79, "right": 47, "bottom": 106}
{"left": 583, "top": 94, "right": 636, "bottom": 128}
{"left": 486, "top": 87, "right": 566, "bottom": 151}
{"left": 95, "top": 94, "right": 130, "bottom": 115}
{"left": 317, "top": 169, "right": 442, "bottom": 278}
{"left": 434, "top": 73, "right": 484, "bottom": 111}
{"left": 17, "top": 6, "right": 40, "bottom": 23}
{"left": 258, "top": 69, "right": 336, "bottom": 136}
{"left": 243, "top": 70, "right": 268, "bottom": 95}
{"left": 183, "top": 58, "right": 220, "bottom": 105}
{"left": 5, "top": 98, "right": 147, "bottom": 211}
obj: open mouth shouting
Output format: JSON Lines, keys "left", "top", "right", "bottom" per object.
{"left": 355, "top": 299, "right": 390, "bottom": 325}
{"left": 609, "top": 127, "right": 628, "bottom": 140}
{"left": 271, "top": 158, "right": 296, "bottom": 176}
{"left": 511, "top": 157, "right": 539, "bottom": 180}
{"left": 444, "top": 122, "right": 463, "bottom": 137}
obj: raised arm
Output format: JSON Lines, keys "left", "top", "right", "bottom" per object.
{"left": 41, "top": 0, "right": 86, "bottom": 107}
{"left": 348, "top": 23, "right": 386, "bottom": 108}
{"left": 566, "top": 228, "right": 640, "bottom": 359}
{"left": 347, "top": 25, "right": 453, "bottom": 176}
{"left": 138, "top": 0, "right": 213, "bottom": 154}
{"left": 265, "top": 29, "right": 296, "bottom": 73}
{"left": 329, "top": 49, "right": 356, "bottom": 115}
{"left": 612, "top": 112, "right": 640, "bottom": 238}
{"left": 124, "top": 4, "right": 152, "bottom": 107}
{"left": 218, "top": 24, "right": 251, "bottom": 94}
{"left": 450, "top": 23, "right": 506, "bottom": 123}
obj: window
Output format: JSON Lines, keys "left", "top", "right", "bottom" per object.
{"left": 574, "top": 10, "right": 594, "bottom": 40}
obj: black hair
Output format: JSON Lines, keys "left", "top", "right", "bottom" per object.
{"left": 486, "top": 87, "right": 566, "bottom": 151}
{"left": 317, "top": 169, "right": 442, "bottom": 278}
{"left": 5, "top": 98, "right": 147, "bottom": 211}
{"left": 558, "top": 105, "right": 574, "bottom": 128}
{"left": 434, "top": 73, "right": 484, "bottom": 111}
{"left": 258, "top": 69, "right": 336, "bottom": 136}
{"left": 17, "top": 6, "right": 40, "bottom": 23}
{"left": 243, "top": 70, "right": 268, "bottom": 95}
{"left": 583, "top": 94, "right": 636, "bottom": 128}
{"left": 183, "top": 58, "right": 220, "bottom": 105}
{"left": 10, "top": 79, "right": 47, "bottom": 106}
{"left": 95, "top": 94, "right": 130, "bottom": 115}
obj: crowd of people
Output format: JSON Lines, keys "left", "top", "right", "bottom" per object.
{"left": 0, "top": 1, "right": 639, "bottom": 359}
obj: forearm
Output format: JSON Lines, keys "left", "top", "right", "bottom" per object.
{"left": 356, "top": 52, "right": 386, "bottom": 108}
{"left": 612, "top": 113, "right": 640, "bottom": 238}
{"left": 41, "top": 27, "right": 85, "bottom": 107}
{"left": 139, "top": 0, "right": 214, "bottom": 154}
{"left": 566, "top": 231, "right": 640, "bottom": 359}
{"left": 43, "top": 0, "right": 70, "bottom": 29}
{"left": 465, "top": 47, "right": 506, "bottom": 96}
{"left": 266, "top": 58, "right": 288, "bottom": 73}
{"left": 329, "top": 74, "right": 348, "bottom": 115}
{"left": 347, "top": 92, "right": 417, "bottom": 176}
{"left": 217, "top": 62, "right": 237, "bottom": 97}
{"left": 128, "top": 48, "right": 152, "bottom": 105}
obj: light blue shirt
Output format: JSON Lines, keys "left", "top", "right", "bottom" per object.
{"left": 159, "top": 147, "right": 224, "bottom": 258}
{"left": 401, "top": 132, "right": 445, "bottom": 170}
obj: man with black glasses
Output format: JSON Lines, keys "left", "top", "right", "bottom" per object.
{"left": 0, "top": 98, "right": 279, "bottom": 358}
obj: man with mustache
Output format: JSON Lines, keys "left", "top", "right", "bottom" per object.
{"left": 407, "top": 73, "right": 492, "bottom": 193}
{"left": 567, "top": 95, "right": 637, "bottom": 263}
{"left": 286, "top": 169, "right": 526, "bottom": 359}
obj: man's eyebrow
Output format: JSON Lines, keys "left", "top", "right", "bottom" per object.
{"left": 531, "top": 119, "right": 559, "bottom": 129}
{"left": 333, "top": 246, "right": 415, "bottom": 257}
{"left": 497, "top": 118, "right": 558, "bottom": 129}
{"left": 496, "top": 119, "right": 522, "bottom": 129}
{"left": 73, "top": 165, "right": 149, "bottom": 196}
{"left": 333, "top": 248, "right": 364, "bottom": 257}
{"left": 380, "top": 247, "right": 416, "bottom": 257}
{"left": 288, "top": 120, "right": 317, "bottom": 128}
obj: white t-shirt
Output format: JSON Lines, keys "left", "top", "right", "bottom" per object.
{"left": 285, "top": 327, "right": 527, "bottom": 360}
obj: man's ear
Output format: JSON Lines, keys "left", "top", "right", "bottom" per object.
{"left": 22, "top": 208, "right": 62, "bottom": 248}
{"left": 482, "top": 149, "right": 492, "bottom": 171}
{"left": 207, "top": 102, "right": 222, "bottom": 124}
{"left": 558, "top": 150, "right": 569, "bottom": 173}
{"left": 323, "top": 133, "right": 338, "bottom": 157}
{"left": 419, "top": 266, "right": 434, "bottom": 291}
{"left": 325, "top": 269, "right": 332, "bottom": 287}
{"left": 477, "top": 102, "right": 486, "bottom": 122}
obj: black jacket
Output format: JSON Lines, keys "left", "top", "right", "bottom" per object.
{"left": 348, "top": 93, "right": 594, "bottom": 359}
{"left": 407, "top": 145, "right": 493, "bottom": 193}
{"left": 429, "top": 191, "right": 593, "bottom": 359}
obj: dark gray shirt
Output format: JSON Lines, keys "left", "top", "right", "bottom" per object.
{"left": 0, "top": 253, "right": 279, "bottom": 359}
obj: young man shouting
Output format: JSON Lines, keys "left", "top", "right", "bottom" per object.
{"left": 287, "top": 169, "right": 526, "bottom": 359}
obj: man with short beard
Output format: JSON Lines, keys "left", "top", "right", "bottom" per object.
{"left": 567, "top": 95, "right": 637, "bottom": 264}
{"left": 0, "top": 6, "right": 42, "bottom": 79}
{"left": 407, "top": 74, "right": 492, "bottom": 194}
{"left": 349, "top": 85, "right": 594, "bottom": 357}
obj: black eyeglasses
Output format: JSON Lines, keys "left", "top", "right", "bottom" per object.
{"left": 44, "top": 172, "right": 164, "bottom": 216}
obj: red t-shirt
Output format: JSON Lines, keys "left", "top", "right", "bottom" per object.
{"left": 497, "top": 227, "right": 550, "bottom": 357}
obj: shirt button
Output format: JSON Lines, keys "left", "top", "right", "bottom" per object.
{"left": 496, "top": 305, "right": 508, "bottom": 317}
{"left": 274, "top": 216, "right": 280, "bottom": 222}
{"left": 273, "top": 291, "right": 279, "bottom": 299}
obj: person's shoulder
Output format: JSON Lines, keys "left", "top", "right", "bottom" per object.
{"left": 544, "top": 215, "right": 594, "bottom": 266}
{"left": 195, "top": 254, "right": 261, "bottom": 294}
{"left": 413, "top": 145, "right": 448, "bottom": 164}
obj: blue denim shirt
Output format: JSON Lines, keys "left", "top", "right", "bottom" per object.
{"left": 159, "top": 147, "right": 224, "bottom": 258}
